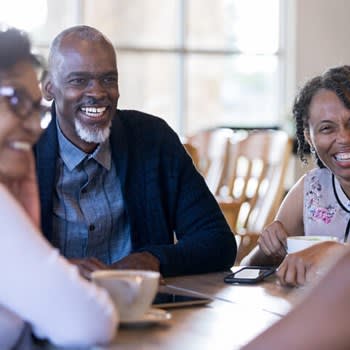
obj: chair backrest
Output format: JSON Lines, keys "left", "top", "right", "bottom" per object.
{"left": 187, "top": 128, "right": 248, "bottom": 193}
{"left": 202, "top": 128, "right": 234, "bottom": 194}
{"left": 187, "top": 128, "right": 231, "bottom": 176}
{"left": 217, "top": 130, "right": 292, "bottom": 233}
{"left": 183, "top": 142, "right": 200, "bottom": 170}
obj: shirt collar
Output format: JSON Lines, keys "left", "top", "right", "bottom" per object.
{"left": 56, "top": 120, "right": 111, "bottom": 171}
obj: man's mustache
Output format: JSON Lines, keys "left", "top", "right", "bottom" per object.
{"left": 79, "top": 96, "right": 111, "bottom": 106}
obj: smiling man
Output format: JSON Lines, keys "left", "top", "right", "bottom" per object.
{"left": 46, "top": 28, "right": 118, "bottom": 153}
{"left": 35, "top": 25, "right": 236, "bottom": 278}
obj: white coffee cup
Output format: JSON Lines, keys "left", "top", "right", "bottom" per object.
{"left": 287, "top": 235, "right": 339, "bottom": 254}
{"left": 91, "top": 270, "right": 160, "bottom": 322}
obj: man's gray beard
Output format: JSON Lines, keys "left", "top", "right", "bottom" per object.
{"left": 74, "top": 119, "right": 111, "bottom": 144}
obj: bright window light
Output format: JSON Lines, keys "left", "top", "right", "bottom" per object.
{"left": 233, "top": 0, "right": 279, "bottom": 54}
{"left": 0, "top": 0, "right": 47, "bottom": 31}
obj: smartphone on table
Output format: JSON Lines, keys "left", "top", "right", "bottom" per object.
{"left": 224, "top": 266, "right": 276, "bottom": 284}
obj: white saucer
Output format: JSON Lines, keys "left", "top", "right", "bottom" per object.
{"left": 120, "top": 308, "right": 172, "bottom": 327}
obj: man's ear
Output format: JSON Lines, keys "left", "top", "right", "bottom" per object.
{"left": 41, "top": 72, "right": 55, "bottom": 101}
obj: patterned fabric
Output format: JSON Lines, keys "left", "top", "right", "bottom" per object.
{"left": 35, "top": 107, "right": 237, "bottom": 276}
{"left": 304, "top": 167, "right": 350, "bottom": 241}
{"left": 52, "top": 123, "right": 131, "bottom": 264}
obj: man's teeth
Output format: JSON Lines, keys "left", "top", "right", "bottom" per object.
{"left": 11, "top": 141, "right": 31, "bottom": 151}
{"left": 81, "top": 106, "right": 107, "bottom": 117}
{"left": 335, "top": 153, "right": 350, "bottom": 161}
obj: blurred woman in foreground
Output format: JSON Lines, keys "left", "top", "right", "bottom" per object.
{"left": 0, "top": 27, "right": 117, "bottom": 349}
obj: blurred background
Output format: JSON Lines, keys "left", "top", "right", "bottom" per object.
{"left": 1, "top": 0, "right": 349, "bottom": 180}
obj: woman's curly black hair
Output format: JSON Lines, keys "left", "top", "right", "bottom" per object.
{"left": 0, "top": 27, "right": 42, "bottom": 70}
{"left": 293, "top": 65, "right": 350, "bottom": 168}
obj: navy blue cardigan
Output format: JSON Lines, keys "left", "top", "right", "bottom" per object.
{"left": 34, "top": 109, "right": 237, "bottom": 276}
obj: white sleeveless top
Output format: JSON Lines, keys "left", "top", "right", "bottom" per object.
{"left": 304, "top": 167, "right": 350, "bottom": 242}
{"left": 0, "top": 184, "right": 118, "bottom": 349}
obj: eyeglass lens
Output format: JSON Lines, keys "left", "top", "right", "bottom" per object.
{"left": 0, "top": 86, "right": 51, "bottom": 129}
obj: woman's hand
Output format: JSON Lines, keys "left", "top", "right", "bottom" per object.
{"left": 258, "top": 220, "right": 288, "bottom": 259}
{"left": 277, "top": 241, "right": 346, "bottom": 287}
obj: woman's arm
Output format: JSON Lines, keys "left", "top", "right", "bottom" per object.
{"left": 241, "top": 176, "right": 305, "bottom": 266}
{"left": 276, "top": 241, "right": 346, "bottom": 286}
{"left": 242, "top": 247, "right": 350, "bottom": 350}
{"left": 0, "top": 184, "right": 118, "bottom": 347}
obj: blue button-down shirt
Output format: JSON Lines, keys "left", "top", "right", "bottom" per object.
{"left": 51, "top": 123, "right": 132, "bottom": 264}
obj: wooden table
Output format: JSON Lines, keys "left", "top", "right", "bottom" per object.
{"left": 96, "top": 270, "right": 306, "bottom": 350}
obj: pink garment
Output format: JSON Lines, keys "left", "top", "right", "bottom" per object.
{"left": 0, "top": 184, "right": 118, "bottom": 347}
{"left": 304, "top": 167, "right": 350, "bottom": 241}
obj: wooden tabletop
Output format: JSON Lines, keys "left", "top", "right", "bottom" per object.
{"left": 98, "top": 270, "right": 306, "bottom": 350}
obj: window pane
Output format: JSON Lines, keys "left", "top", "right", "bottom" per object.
{"left": 186, "top": 54, "right": 280, "bottom": 134}
{"left": 20, "top": 0, "right": 283, "bottom": 136}
{"left": 117, "top": 53, "right": 178, "bottom": 131}
{"left": 84, "top": 0, "right": 178, "bottom": 48}
{"left": 30, "top": 0, "right": 79, "bottom": 45}
{"left": 187, "top": 0, "right": 279, "bottom": 53}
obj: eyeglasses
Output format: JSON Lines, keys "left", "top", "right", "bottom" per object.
{"left": 0, "top": 86, "right": 51, "bottom": 129}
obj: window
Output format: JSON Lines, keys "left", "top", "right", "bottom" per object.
{"left": 2, "top": 0, "right": 286, "bottom": 136}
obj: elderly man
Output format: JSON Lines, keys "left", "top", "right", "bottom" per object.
{"left": 36, "top": 25, "right": 236, "bottom": 278}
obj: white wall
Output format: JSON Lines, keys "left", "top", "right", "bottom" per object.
{"left": 287, "top": 0, "right": 350, "bottom": 183}
{"left": 296, "top": 0, "right": 350, "bottom": 86}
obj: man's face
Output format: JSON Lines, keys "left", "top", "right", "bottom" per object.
{"left": 46, "top": 36, "right": 119, "bottom": 153}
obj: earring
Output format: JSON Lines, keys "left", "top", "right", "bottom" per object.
{"left": 310, "top": 146, "right": 316, "bottom": 154}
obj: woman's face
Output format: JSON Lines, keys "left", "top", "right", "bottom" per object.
{"left": 0, "top": 60, "right": 42, "bottom": 181}
{"left": 306, "top": 88, "right": 350, "bottom": 187}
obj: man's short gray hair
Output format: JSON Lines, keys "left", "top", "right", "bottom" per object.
{"left": 48, "top": 25, "right": 114, "bottom": 78}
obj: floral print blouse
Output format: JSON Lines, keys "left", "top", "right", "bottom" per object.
{"left": 304, "top": 167, "right": 350, "bottom": 242}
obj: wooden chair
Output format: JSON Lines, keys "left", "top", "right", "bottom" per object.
{"left": 187, "top": 128, "right": 232, "bottom": 177}
{"left": 214, "top": 130, "right": 292, "bottom": 263}
{"left": 183, "top": 142, "right": 200, "bottom": 170}
{"left": 187, "top": 128, "right": 248, "bottom": 192}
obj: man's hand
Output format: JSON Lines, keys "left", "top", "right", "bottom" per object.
{"left": 111, "top": 252, "right": 160, "bottom": 272}
{"left": 70, "top": 252, "right": 160, "bottom": 280}
{"left": 258, "top": 220, "right": 288, "bottom": 258}
{"left": 276, "top": 241, "right": 345, "bottom": 287}
{"left": 69, "top": 257, "right": 108, "bottom": 280}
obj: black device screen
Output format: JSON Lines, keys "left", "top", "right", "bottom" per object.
{"left": 152, "top": 292, "right": 212, "bottom": 308}
{"left": 224, "top": 266, "right": 276, "bottom": 284}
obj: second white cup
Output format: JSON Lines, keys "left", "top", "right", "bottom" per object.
{"left": 287, "top": 235, "right": 339, "bottom": 254}
{"left": 91, "top": 269, "right": 160, "bottom": 322}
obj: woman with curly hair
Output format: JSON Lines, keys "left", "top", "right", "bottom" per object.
{"left": 243, "top": 65, "right": 350, "bottom": 286}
